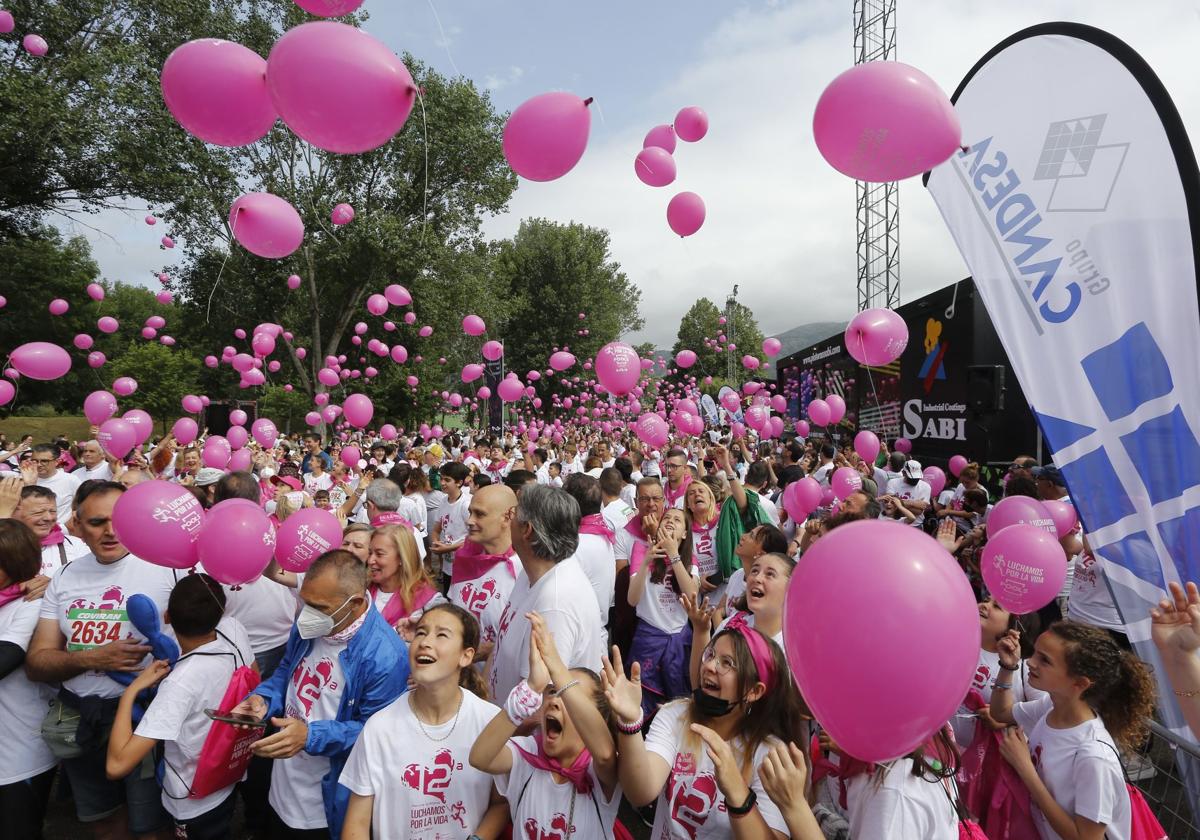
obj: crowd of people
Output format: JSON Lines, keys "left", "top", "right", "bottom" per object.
{"left": 0, "top": 420, "right": 1191, "bottom": 840}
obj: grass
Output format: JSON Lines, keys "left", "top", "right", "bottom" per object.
{"left": 0, "top": 415, "right": 93, "bottom": 444}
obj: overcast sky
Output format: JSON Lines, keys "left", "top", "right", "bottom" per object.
{"left": 58, "top": 0, "right": 1200, "bottom": 349}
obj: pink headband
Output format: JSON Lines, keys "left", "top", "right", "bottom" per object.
{"left": 722, "top": 613, "right": 778, "bottom": 695}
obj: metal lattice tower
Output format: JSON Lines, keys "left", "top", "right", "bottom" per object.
{"left": 854, "top": 0, "right": 900, "bottom": 311}
{"left": 725, "top": 285, "right": 739, "bottom": 381}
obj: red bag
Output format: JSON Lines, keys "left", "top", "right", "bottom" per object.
{"left": 1126, "top": 783, "right": 1168, "bottom": 840}
{"left": 189, "top": 661, "right": 261, "bottom": 798}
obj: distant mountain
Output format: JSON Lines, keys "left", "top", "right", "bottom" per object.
{"left": 763, "top": 321, "right": 844, "bottom": 378}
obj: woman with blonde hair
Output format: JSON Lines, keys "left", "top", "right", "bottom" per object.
{"left": 368, "top": 524, "right": 444, "bottom": 634}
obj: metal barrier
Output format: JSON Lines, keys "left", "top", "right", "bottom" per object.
{"left": 1133, "top": 719, "right": 1200, "bottom": 839}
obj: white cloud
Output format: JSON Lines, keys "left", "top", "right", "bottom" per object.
{"left": 483, "top": 65, "right": 526, "bottom": 92}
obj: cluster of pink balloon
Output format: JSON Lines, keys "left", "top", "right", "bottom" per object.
{"left": 633, "top": 106, "right": 708, "bottom": 238}
{"left": 2, "top": 10, "right": 47, "bottom": 57}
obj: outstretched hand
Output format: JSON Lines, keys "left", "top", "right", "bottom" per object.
{"left": 1151, "top": 580, "right": 1200, "bottom": 656}
{"left": 601, "top": 646, "right": 642, "bottom": 726}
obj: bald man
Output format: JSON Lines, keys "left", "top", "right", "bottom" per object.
{"left": 448, "top": 484, "right": 518, "bottom": 659}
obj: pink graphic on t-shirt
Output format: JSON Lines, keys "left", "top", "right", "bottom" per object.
{"left": 523, "top": 811, "right": 570, "bottom": 840}
{"left": 972, "top": 664, "right": 991, "bottom": 691}
{"left": 450, "top": 801, "right": 467, "bottom": 829}
{"left": 401, "top": 748, "right": 458, "bottom": 803}
{"left": 460, "top": 578, "right": 500, "bottom": 618}
{"left": 668, "top": 771, "right": 720, "bottom": 839}
{"left": 68, "top": 585, "right": 125, "bottom": 613}
{"left": 291, "top": 656, "right": 336, "bottom": 718}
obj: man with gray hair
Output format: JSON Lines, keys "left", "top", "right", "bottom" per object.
{"left": 73, "top": 439, "right": 113, "bottom": 482}
{"left": 350, "top": 477, "right": 426, "bottom": 562}
{"left": 488, "top": 485, "right": 605, "bottom": 699}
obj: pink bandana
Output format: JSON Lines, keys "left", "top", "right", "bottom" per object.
{"left": 370, "top": 511, "right": 416, "bottom": 530}
{"left": 370, "top": 583, "right": 438, "bottom": 627}
{"left": 0, "top": 584, "right": 22, "bottom": 610}
{"left": 513, "top": 733, "right": 594, "bottom": 794}
{"left": 41, "top": 524, "right": 65, "bottom": 548}
{"left": 624, "top": 516, "right": 651, "bottom": 544}
{"left": 722, "top": 612, "right": 778, "bottom": 694}
{"left": 579, "top": 514, "right": 615, "bottom": 544}
{"left": 451, "top": 540, "right": 517, "bottom": 586}
{"left": 664, "top": 472, "right": 692, "bottom": 508}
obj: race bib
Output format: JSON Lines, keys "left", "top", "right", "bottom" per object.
{"left": 66, "top": 608, "right": 127, "bottom": 651}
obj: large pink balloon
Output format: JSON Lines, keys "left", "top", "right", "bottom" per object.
{"left": 948, "top": 454, "right": 969, "bottom": 477}
{"left": 384, "top": 284, "right": 411, "bottom": 306}
{"left": 988, "top": 495, "right": 1056, "bottom": 536}
{"left": 481, "top": 340, "right": 504, "bottom": 362}
{"left": 251, "top": 418, "right": 278, "bottom": 448}
{"left": 503, "top": 92, "right": 591, "bottom": 181}
{"left": 666, "top": 191, "right": 705, "bottom": 237}
{"left": 634, "top": 146, "right": 676, "bottom": 187}
{"left": 831, "top": 467, "right": 863, "bottom": 500}
{"left": 981, "top": 525, "right": 1068, "bottom": 614}
{"left": 1042, "top": 499, "right": 1078, "bottom": 539}
{"left": 9, "top": 342, "right": 71, "bottom": 380}
{"left": 462, "top": 315, "right": 486, "bottom": 336}
{"left": 340, "top": 446, "right": 361, "bottom": 468}
{"left": 161, "top": 39, "right": 276, "bottom": 147}
{"left": 226, "top": 426, "right": 249, "bottom": 450}
{"left": 784, "top": 520, "right": 977, "bottom": 762}
{"left": 636, "top": 413, "right": 669, "bottom": 448}
{"left": 112, "top": 377, "right": 138, "bottom": 396}
{"left": 674, "top": 106, "right": 709, "bottom": 142}
{"left": 854, "top": 430, "right": 880, "bottom": 463}
{"left": 197, "top": 500, "right": 275, "bottom": 586}
{"left": 762, "top": 337, "right": 782, "bottom": 357}
{"left": 84, "top": 390, "right": 119, "bottom": 425}
{"left": 643, "top": 124, "right": 677, "bottom": 154}
{"left": 202, "top": 436, "right": 231, "bottom": 469}
{"left": 922, "top": 466, "right": 946, "bottom": 498}
{"left": 267, "top": 22, "right": 415, "bottom": 154}
{"left": 229, "top": 192, "right": 304, "bottom": 259}
{"left": 293, "top": 0, "right": 364, "bottom": 16}
{"left": 172, "top": 417, "right": 199, "bottom": 446}
{"left": 794, "top": 420, "right": 810, "bottom": 438}
{"left": 675, "top": 350, "right": 697, "bottom": 369}
{"left": 331, "top": 202, "right": 355, "bottom": 225}
{"left": 123, "top": 409, "right": 153, "bottom": 446}
{"left": 825, "top": 394, "right": 846, "bottom": 425}
{"left": 0, "top": 11, "right": 12, "bottom": 34}
{"left": 497, "top": 377, "right": 525, "bottom": 403}
{"left": 845, "top": 308, "right": 909, "bottom": 366}
{"left": 893, "top": 437, "right": 912, "bottom": 454}
{"left": 23, "top": 34, "right": 47, "bottom": 57}
{"left": 275, "top": 507, "right": 342, "bottom": 573}
{"left": 0, "top": 381, "right": 13, "bottom": 407}
{"left": 595, "top": 342, "right": 640, "bottom": 396}
{"left": 343, "top": 393, "right": 374, "bottom": 428}
{"left": 813, "top": 61, "right": 961, "bottom": 182}
{"left": 98, "top": 419, "right": 137, "bottom": 460}
{"left": 112, "top": 480, "right": 205, "bottom": 570}
{"left": 461, "top": 363, "right": 483, "bottom": 383}
{"left": 549, "top": 351, "right": 575, "bottom": 372}
{"left": 808, "top": 399, "right": 831, "bottom": 427}
{"left": 744, "top": 404, "right": 769, "bottom": 432}
{"left": 783, "top": 477, "right": 823, "bottom": 521}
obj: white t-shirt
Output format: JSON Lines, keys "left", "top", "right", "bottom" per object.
{"left": 304, "top": 472, "right": 333, "bottom": 493}
{"left": 436, "top": 493, "right": 471, "bottom": 547}
{"left": 489, "top": 557, "right": 605, "bottom": 701}
{"left": 1012, "top": 694, "right": 1130, "bottom": 840}
{"left": 885, "top": 477, "right": 933, "bottom": 526}
{"left": 813, "top": 463, "right": 835, "bottom": 486}
{"left": 38, "top": 468, "right": 82, "bottom": 525}
{"left": 612, "top": 523, "right": 645, "bottom": 565}
{"left": 269, "top": 634, "right": 349, "bottom": 829}
{"left": 40, "top": 551, "right": 177, "bottom": 698}
{"left": 341, "top": 689, "right": 500, "bottom": 839}
{"left": 208, "top": 572, "right": 297, "bottom": 655}
{"left": 602, "top": 499, "right": 635, "bottom": 535}
{"left": 756, "top": 490, "right": 781, "bottom": 526}
{"left": 496, "top": 735, "right": 621, "bottom": 838}
{"left": 644, "top": 701, "right": 788, "bottom": 839}
{"left": 448, "top": 559, "right": 516, "bottom": 646}
{"left": 573, "top": 533, "right": 616, "bottom": 623}
{"left": 135, "top": 627, "right": 252, "bottom": 819}
{"left": 40, "top": 534, "right": 91, "bottom": 577}
{"left": 404, "top": 494, "right": 429, "bottom": 538}
{"left": 1067, "top": 551, "right": 1124, "bottom": 631}
{"left": 633, "top": 565, "right": 698, "bottom": 634}
{"left": 845, "top": 758, "right": 959, "bottom": 840}
{"left": 951, "top": 649, "right": 1043, "bottom": 748}
{"left": 423, "top": 489, "right": 447, "bottom": 536}
{"left": 0, "top": 598, "right": 57, "bottom": 785}
{"left": 620, "top": 483, "right": 637, "bottom": 509}
{"left": 74, "top": 462, "right": 114, "bottom": 482}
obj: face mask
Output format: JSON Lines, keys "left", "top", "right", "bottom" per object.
{"left": 297, "top": 594, "right": 357, "bottom": 640}
{"left": 692, "top": 686, "right": 738, "bottom": 718}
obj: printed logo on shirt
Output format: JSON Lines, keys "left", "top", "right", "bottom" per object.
{"left": 402, "top": 748, "right": 459, "bottom": 803}
{"left": 1031, "top": 743, "right": 1043, "bottom": 770}
{"left": 666, "top": 771, "right": 720, "bottom": 840}
{"left": 67, "top": 585, "right": 125, "bottom": 613}
{"left": 496, "top": 600, "right": 517, "bottom": 642}
{"left": 66, "top": 586, "right": 128, "bottom": 651}
{"left": 289, "top": 656, "right": 337, "bottom": 718}
{"left": 523, "top": 812, "right": 571, "bottom": 840}
{"left": 459, "top": 578, "right": 501, "bottom": 619}
{"left": 972, "top": 664, "right": 992, "bottom": 691}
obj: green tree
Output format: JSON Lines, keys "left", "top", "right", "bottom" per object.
{"left": 106, "top": 341, "right": 201, "bottom": 432}
{"left": 670, "top": 297, "right": 764, "bottom": 384}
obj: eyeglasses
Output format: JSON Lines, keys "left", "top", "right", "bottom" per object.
{"left": 32, "top": 458, "right": 57, "bottom": 465}
{"left": 667, "top": 463, "right": 686, "bottom": 470}
{"left": 636, "top": 496, "right": 664, "bottom": 505}
{"left": 701, "top": 647, "right": 737, "bottom": 675}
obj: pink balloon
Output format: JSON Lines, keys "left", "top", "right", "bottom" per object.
{"left": 503, "top": 92, "right": 592, "bottom": 181}
{"left": 813, "top": 61, "right": 961, "bottom": 182}
{"left": 403, "top": 312, "right": 417, "bottom": 325}
{"left": 481, "top": 340, "right": 504, "bottom": 362}
{"left": 331, "top": 202, "right": 355, "bottom": 225}
{"left": 742, "top": 354, "right": 761, "bottom": 370}
{"left": 156, "top": 291, "right": 174, "bottom": 304}
{"left": 98, "top": 419, "right": 137, "bottom": 460}
{"left": 783, "top": 477, "right": 823, "bottom": 521}
{"left": 161, "top": 236, "right": 175, "bottom": 249}
{"left": 172, "top": 417, "right": 199, "bottom": 446}
{"left": 343, "top": 393, "right": 374, "bottom": 428}
{"left": 948, "top": 455, "right": 968, "bottom": 477}
{"left": 666, "top": 191, "right": 705, "bottom": 237}
{"left": 744, "top": 404, "right": 769, "bottom": 432}
{"left": 365, "top": 294, "right": 388, "bottom": 316}
{"left": 122, "top": 410, "right": 153, "bottom": 446}
{"left": 794, "top": 420, "right": 810, "bottom": 438}
{"left": 85, "top": 283, "right": 105, "bottom": 301}
{"left": 785, "top": 520, "right": 978, "bottom": 762}
{"left": 10, "top": 342, "right": 71, "bottom": 380}
{"left": 845, "top": 308, "right": 909, "bottom": 366}
{"left": 112, "top": 480, "right": 205, "bottom": 570}
{"left": 202, "top": 436, "right": 232, "bottom": 469}
{"left": 831, "top": 467, "right": 863, "bottom": 500}
{"left": 390, "top": 345, "right": 408, "bottom": 364}
{"left": 0, "top": 11, "right": 13, "bottom": 34}
{"left": 675, "top": 350, "right": 697, "bottom": 369}
{"left": 84, "top": 390, "right": 118, "bottom": 425}
{"left": 317, "top": 367, "right": 340, "bottom": 387}
{"left": 674, "top": 106, "right": 709, "bottom": 142}
{"left": 305, "top": 411, "right": 322, "bottom": 426}
{"left": 595, "top": 342, "right": 640, "bottom": 396}
{"left": 988, "top": 496, "right": 1056, "bottom": 536}
{"left": 379, "top": 424, "right": 398, "bottom": 441}
{"left": 145, "top": 215, "right": 156, "bottom": 226}
{"left": 497, "top": 377, "right": 525, "bottom": 403}
{"left": 251, "top": 418, "right": 278, "bottom": 448}
{"left": 762, "top": 337, "right": 782, "bottom": 357}
{"left": 22, "top": 34, "right": 47, "bottom": 56}
{"left": 340, "top": 446, "right": 361, "bottom": 467}
{"left": 251, "top": 332, "right": 276, "bottom": 357}
{"left": 197, "top": 500, "right": 275, "bottom": 586}
{"left": 825, "top": 394, "right": 846, "bottom": 425}
{"left": 767, "top": 416, "right": 784, "bottom": 439}
{"left": 893, "top": 437, "right": 912, "bottom": 454}
{"left": 643, "top": 124, "right": 677, "bottom": 154}
{"left": 720, "top": 391, "right": 741, "bottom": 413}
{"left": 73, "top": 334, "right": 94, "bottom": 350}
{"left": 161, "top": 39, "right": 276, "bottom": 147}
{"left": 418, "top": 325, "right": 433, "bottom": 338}
{"left": 981, "top": 525, "right": 1068, "bottom": 614}
{"left": 808, "top": 399, "right": 831, "bottom": 427}
{"left": 549, "top": 351, "right": 575, "bottom": 372}
{"left": 922, "top": 466, "right": 946, "bottom": 498}
{"left": 141, "top": 327, "right": 158, "bottom": 340}
{"left": 228, "top": 449, "right": 252, "bottom": 472}
{"left": 96, "top": 316, "right": 119, "bottom": 335}
{"left": 293, "top": 0, "right": 364, "bottom": 16}
{"left": 0, "top": 380, "right": 12, "bottom": 407}
{"left": 853, "top": 430, "right": 880, "bottom": 463}
{"left": 229, "top": 192, "right": 304, "bottom": 259}
{"left": 226, "top": 426, "right": 249, "bottom": 450}
{"left": 286, "top": 274, "right": 302, "bottom": 290}
{"left": 634, "top": 146, "right": 676, "bottom": 187}
{"left": 636, "top": 413, "right": 670, "bottom": 448}
{"left": 181, "top": 394, "right": 204, "bottom": 414}
{"left": 384, "top": 284, "right": 412, "bottom": 306}
{"left": 49, "top": 298, "right": 68, "bottom": 315}
{"left": 476, "top": 386, "right": 491, "bottom": 399}
{"left": 275, "top": 507, "right": 342, "bottom": 573}
{"left": 267, "top": 21, "right": 415, "bottom": 154}
{"left": 112, "top": 377, "right": 138, "bottom": 396}
{"left": 462, "top": 314, "right": 486, "bottom": 336}
{"left": 88, "top": 351, "right": 107, "bottom": 368}
{"left": 1042, "top": 499, "right": 1079, "bottom": 539}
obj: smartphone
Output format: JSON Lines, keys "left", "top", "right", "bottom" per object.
{"left": 204, "top": 708, "right": 268, "bottom": 728}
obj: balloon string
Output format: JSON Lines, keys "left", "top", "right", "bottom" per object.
{"left": 207, "top": 210, "right": 239, "bottom": 324}
{"left": 415, "top": 85, "right": 430, "bottom": 247}
{"left": 859, "top": 332, "right": 885, "bottom": 437}
{"left": 424, "top": 0, "right": 462, "bottom": 78}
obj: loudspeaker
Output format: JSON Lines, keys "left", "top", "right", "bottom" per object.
{"left": 967, "top": 365, "right": 1005, "bottom": 413}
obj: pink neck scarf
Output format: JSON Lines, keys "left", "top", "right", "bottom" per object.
{"left": 513, "top": 733, "right": 594, "bottom": 794}
{"left": 370, "top": 583, "right": 438, "bottom": 627}
{"left": 0, "top": 584, "right": 22, "bottom": 610}
{"left": 41, "top": 524, "right": 65, "bottom": 547}
{"left": 579, "top": 514, "right": 615, "bottom": 544}
{"left": 664, "top": 472, "right": 692, "bottom": 508}
{"left": 370, "top": 511, "right": 415, "bottom": 530}
{"left": 451, "top": 540, "right": 517, "bottom": 586}
{"left": 624, "top": 516, "right": 651, "bottom": 544}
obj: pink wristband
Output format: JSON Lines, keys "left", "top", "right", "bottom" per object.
{"left": 504, "top": 679, "right": 543, "bottom": 726}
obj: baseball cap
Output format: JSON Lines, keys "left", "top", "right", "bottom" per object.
{"left": 901, "top": 460, "right": 923, "bottom": 480}
{"left": 271, "top": 474, "right": 302, "bottom": 492}
{"left": 194, "top": 467, "right": 225, "bottom": 487}
{"left": 1033, "top": 464, "right": 1064, "bottom": 485}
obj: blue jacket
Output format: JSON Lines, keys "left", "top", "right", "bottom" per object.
{"left": 252, "top": 603, "right": 409, "bottom": 840}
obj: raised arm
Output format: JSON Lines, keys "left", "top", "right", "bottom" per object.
{"left": 988, "top": 629, "right": 1022, "bottom": 725}
{"left": 602, "top": 647, "right": 671, "bottom": 806}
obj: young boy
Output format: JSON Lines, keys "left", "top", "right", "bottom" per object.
{"left": 106, "top": 574, "right": 255, "bottom": 839}
{"left": 547, "top": 461, "right": 564, "bottom": 488}
{"left": 430, "top": 462, "right": 472, "bottom": 590}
